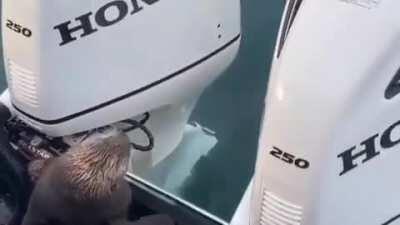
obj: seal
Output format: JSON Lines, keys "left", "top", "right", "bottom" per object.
{"left": 21, "top": 126, "right": 134, "bottom": 225}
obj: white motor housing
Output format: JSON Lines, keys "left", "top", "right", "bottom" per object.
{"left": 252, "top": 0, "right": 400, "bottom": 225}
{"left": 2, "top": 0, "right": 241, "bottom": 136}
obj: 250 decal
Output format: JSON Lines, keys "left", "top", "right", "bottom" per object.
{"left": 270, "top": 146, "right": 310, "bottom": 169}
{"left": 6, "top": 20, "right": 32, "bottom": 38}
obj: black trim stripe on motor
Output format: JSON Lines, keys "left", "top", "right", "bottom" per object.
{"left": 383, "top": 214, "right": 400, "bottom": 225}
{"left": 277, "top": 0, "right": 295, "bottom": 58}
{"left": 385, "top": 67, "right": 400, "bottom": 100}
{"left": 13, "top": 34, "right": 241, "bottom": 125}
{"left": 277, "top": 0, "right": 303, "bottom": 58}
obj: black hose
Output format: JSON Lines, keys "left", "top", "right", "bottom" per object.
{"left": 122, "top": 118, "right": 154, "bottom": 152}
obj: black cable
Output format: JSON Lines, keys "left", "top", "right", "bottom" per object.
{"left": 121, "top": 113, "right": 154, "bottom": 152}
{"left": 123, "top": 113, "right": 150, "bottom": 132}
{"left": 139, "top": 112, "right": 150, "bottom": 125}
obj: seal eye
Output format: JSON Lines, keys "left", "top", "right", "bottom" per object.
{"left": 97, "top": 126, "right": 112, "bottom": 134}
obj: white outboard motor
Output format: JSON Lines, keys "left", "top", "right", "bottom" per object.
{"left": 251, "top": 0, "right": 400, "bottom": 225}
{"left": 1, "top": 0, "right": 241, "bottom": 161}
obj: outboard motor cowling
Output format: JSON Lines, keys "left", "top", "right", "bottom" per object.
{"left": 2, "top": 0, "right": 241, "bottom": 137}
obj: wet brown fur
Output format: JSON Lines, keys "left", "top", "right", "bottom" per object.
{"left": 21, "top": 129, "right": 135, "bottom": 225}
{"left": 64, "top": 134, "right": 130, "bottom": 200}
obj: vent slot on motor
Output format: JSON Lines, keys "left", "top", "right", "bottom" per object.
{"left": 7, "top": 60, "right": 39, "bottom": 108}
{"left": 259, "top": 190, "right": 303, "bottom": 225}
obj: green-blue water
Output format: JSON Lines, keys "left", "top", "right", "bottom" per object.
{"left": 185, "top": 1, "right": 284, "bottom": 220}
{"left": 0, "top": 0, "right": 285, "bottom": 222}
